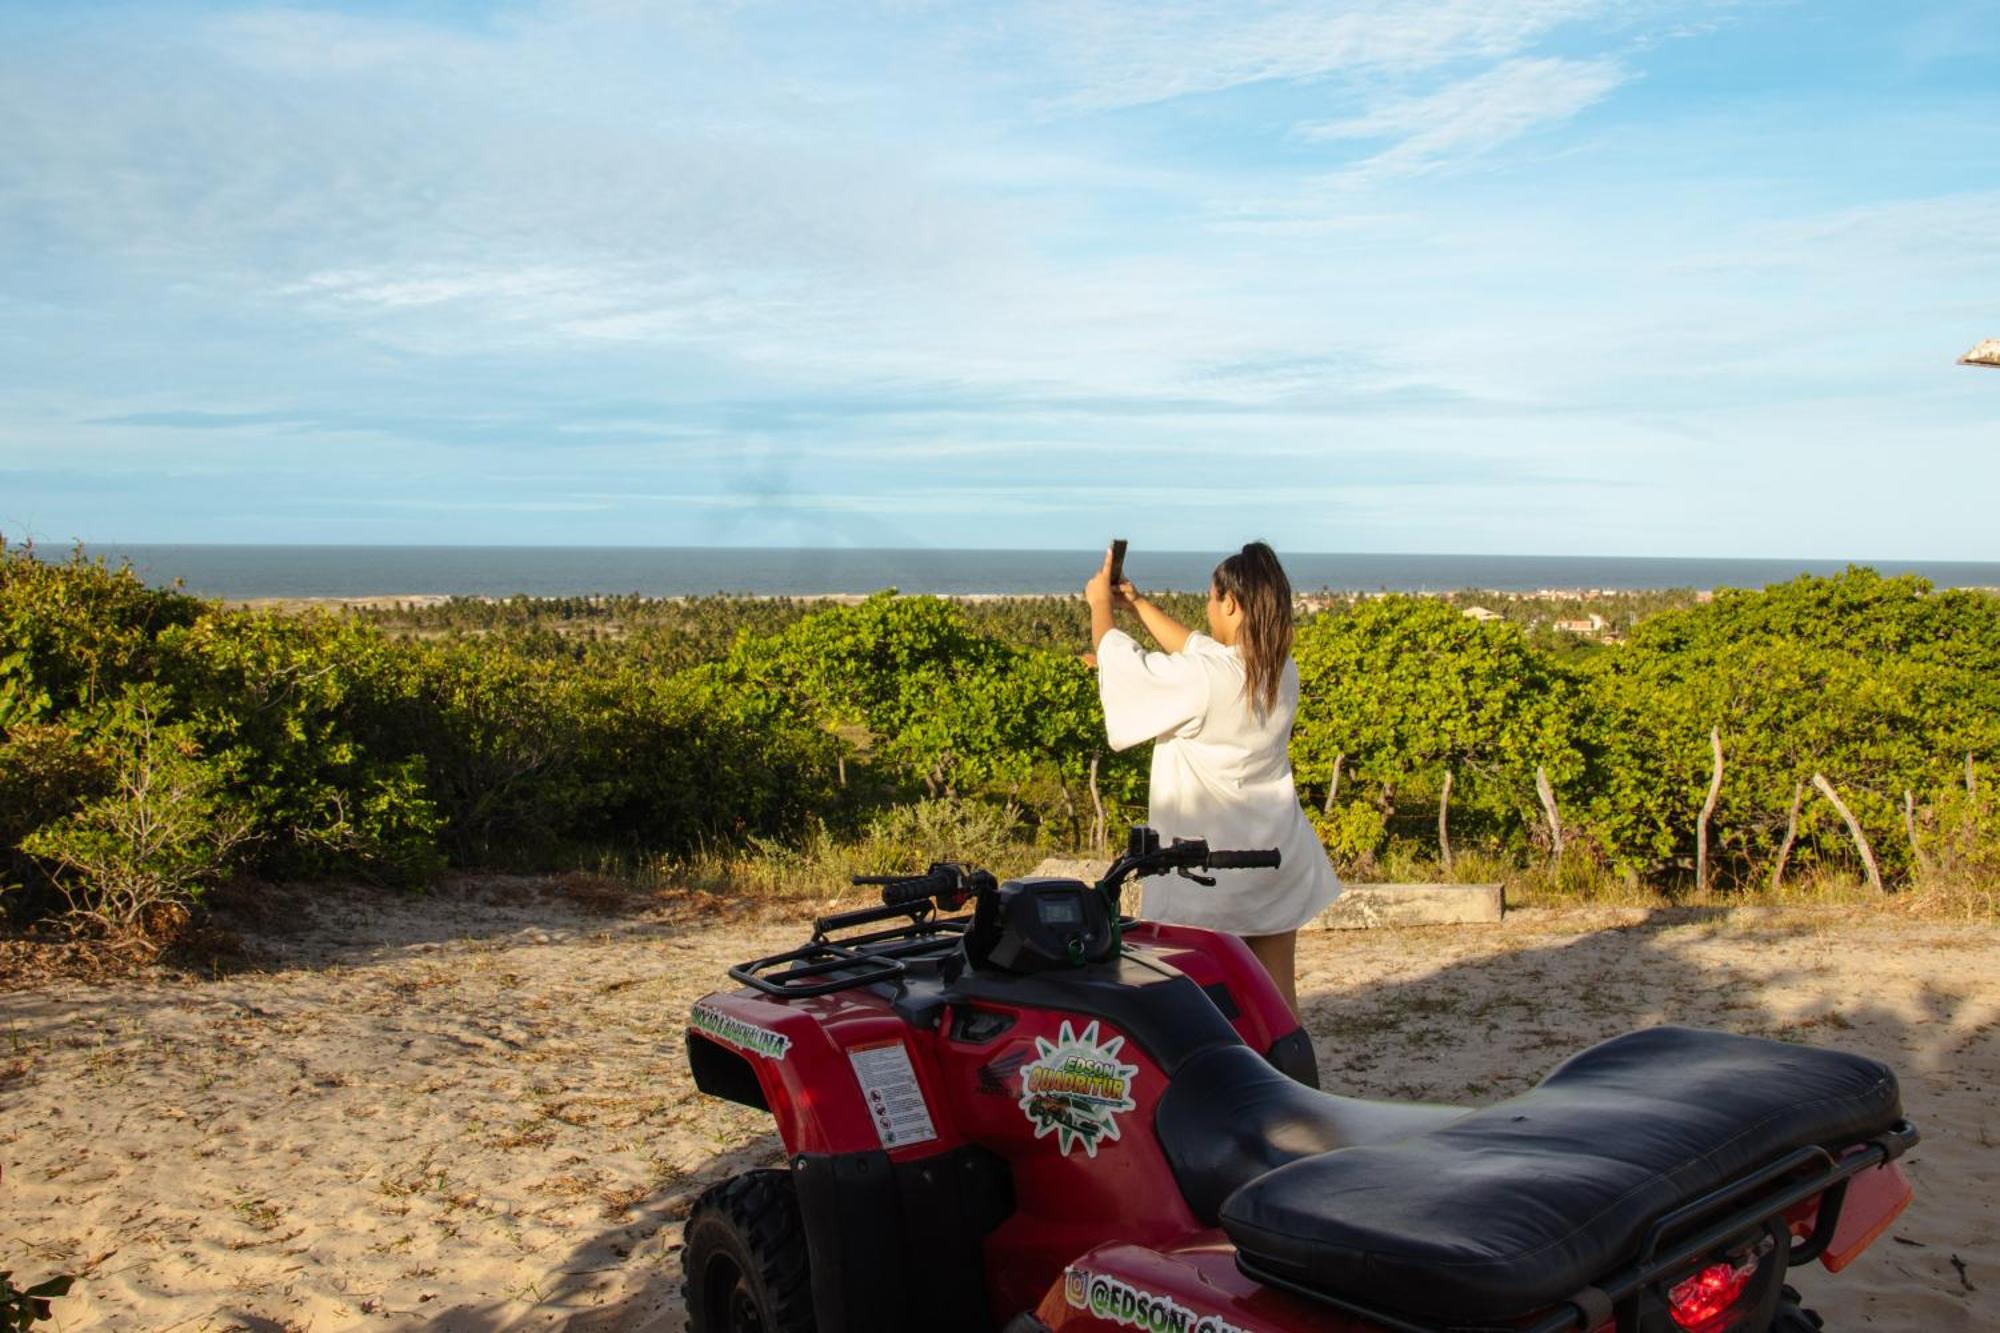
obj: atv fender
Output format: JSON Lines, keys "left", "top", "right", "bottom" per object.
{"left": 687, "top": 990, "right": 934, "bottom": 1156}
{"left": 1031, "top": 1237, "right": 1354, "bottom": 1332}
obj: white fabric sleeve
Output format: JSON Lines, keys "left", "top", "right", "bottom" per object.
{"left": 1096, "top": 628, "right": 1208, "bottom": 751}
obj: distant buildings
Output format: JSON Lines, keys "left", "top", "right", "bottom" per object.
{"left": 1462, "top": 605, "right": 1502, "bottom": 622}
{"left": 1553, "top": 613, "right": 1609, "bottom": 635}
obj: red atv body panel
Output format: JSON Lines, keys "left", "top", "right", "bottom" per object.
{"left": 687, "top": 917, "right": 1303, "bottom": 1324}
{"left": 686, "top": 907, "right": 1914, "bottom": 1333}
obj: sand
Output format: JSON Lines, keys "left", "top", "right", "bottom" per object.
{"left": 1, "top": 884, "right": 1993, "bottom": 1331}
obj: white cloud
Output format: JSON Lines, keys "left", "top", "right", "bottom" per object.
{"left": 207, "top": 9, "right": 501, "bottom": 76}
{"left": 1028, "top": 0, "right": 1613, "bottom": 111}
{"left": 4, "top": 1, "right": 1996, "bottom": 557}
{"left": 1296, "top": 57, "right": 1628, "bottom": 180}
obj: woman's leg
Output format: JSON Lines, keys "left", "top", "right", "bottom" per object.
{"left": 1242, "top": 930, "right": 1299, "bottom": 1018}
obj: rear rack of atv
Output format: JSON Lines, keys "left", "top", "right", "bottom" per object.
{"left": 1236, "top": 1118, "right": 1919, "bottom": 1333}
{"left": 729, "top": 912, "right": 970, "bottom": 998}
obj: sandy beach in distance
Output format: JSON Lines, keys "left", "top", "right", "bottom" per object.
{"left": 1, "top": 883, "right": 1991, "bottom": 1331}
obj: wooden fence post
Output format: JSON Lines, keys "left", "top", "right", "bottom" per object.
{"left": 1535, "top": 765, "right": 1564, "bottom": 856}
{"left": 1438, "top": 769, "right": 1454, "bottom": 874}
{"left": 1771, "top": 781, "right": 1804, "bottom": 891}
{"left": 1812, "top": 772, "right": 1884, "bottom": 893}
{"left": 1697, "top": 726, "right": 1723, "bottom": 893}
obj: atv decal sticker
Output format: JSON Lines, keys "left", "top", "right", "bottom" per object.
{"left": 847, "top": 1040, "right": 938, "bottom": 1149}
{"left": 689, "top": 1002, "right": 791, "bottom": 1061}
{"left": 1062, "top": 1267, "right": 1249, "bottom": 1333}
{"left": 1016, "top": 1020, "right": 1138, "bottom": 1157}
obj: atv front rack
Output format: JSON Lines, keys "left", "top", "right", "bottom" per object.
{"left": 729, "top": 914, "right": 969, "bottom": 998}
{"left": 1235, "top": 1118, "right": 1919, "bottom": 1333}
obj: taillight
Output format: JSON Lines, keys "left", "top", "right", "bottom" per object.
{"left": 1667, "top": 1251, "right": 1761, "bottom": 1330}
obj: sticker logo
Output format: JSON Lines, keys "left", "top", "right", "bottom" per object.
{"left": 690, "top": 1001, "right": 791, "bottom": 1061}
{"left": 1016, "top": 1020, "right": 1138, "bottom": 1157}
{"left": 1062, "top": 1268, "right": 1249, "bottom": 1333}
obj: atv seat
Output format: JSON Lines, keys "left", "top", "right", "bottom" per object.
{"left": 1156, "top": 1043, "right": 1469, "bottom": 1223}
{"left": 1220, "top": 1026, "right": 1903, "bottom": 1325}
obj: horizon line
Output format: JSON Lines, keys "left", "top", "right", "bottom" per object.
{"left": 13, "top": 540, "right": 2000, "bottom": 567}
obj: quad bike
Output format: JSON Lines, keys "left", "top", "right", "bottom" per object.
{"left": 681, "top": 828, "right": 1917, "bottom": 1333}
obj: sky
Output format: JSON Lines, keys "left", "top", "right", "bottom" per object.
{"left": 1, "top": 0, "right": 1996, "bottom": 557}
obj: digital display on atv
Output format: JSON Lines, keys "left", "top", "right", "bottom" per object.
{"left": 1037, "top": 893, "right": 1083, "bottom": 925}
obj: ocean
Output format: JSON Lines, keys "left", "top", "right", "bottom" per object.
{"left": 68, "top": 545, "right": 2000, "bottom": 600}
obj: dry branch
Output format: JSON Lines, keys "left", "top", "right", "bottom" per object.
{"left": 1438, "top": 769, "right": 1454, "bottom": 873}
{"left": 1771, "top": 781, "right": 1805, "bottom": 891}
{"left": 1088, "top": 752, "right": 1106, "bottom": 853}
{"left": 1535, "top": 765, "right": 1564, "bottom": 857}
{"left": 1697, "top": 726, "right": 1723, "bottom": 893}
{"left": 1812, "top": 772, "right": 1884, "bottom": 893}
{"left": 1904, "top": 789, "right": 1929, "bottom": 874}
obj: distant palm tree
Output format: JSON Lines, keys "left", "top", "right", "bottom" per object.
{"left": 1960, "top": 338, "right": 2000, "bottom": 368}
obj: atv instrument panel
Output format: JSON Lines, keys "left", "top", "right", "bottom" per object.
{"left": 982, "top": 877, "right": 1116, "bottom": 973}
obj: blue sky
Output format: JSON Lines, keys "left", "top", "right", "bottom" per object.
{"left": 1, "top": 0, "right": 1996, "bottom": 556}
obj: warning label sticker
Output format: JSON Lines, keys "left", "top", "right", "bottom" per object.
{"left": 848, "top": 1041, "right": 937, "bottom": 1149}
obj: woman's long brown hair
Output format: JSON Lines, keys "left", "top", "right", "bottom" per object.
{"left": 1212, "top": 541, "right": 1294, "bottom": 719}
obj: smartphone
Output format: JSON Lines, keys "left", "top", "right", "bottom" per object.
{"left": 1108, "top": 539, "right": 1128, "bottom": 587}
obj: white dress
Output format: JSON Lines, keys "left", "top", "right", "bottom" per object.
{"left": 1096, "top": 628, "right": 1341, "bottom": 935}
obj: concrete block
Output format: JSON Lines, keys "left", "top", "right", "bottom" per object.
{"left": 1316, "top": 883, "right": 1503, "bottom": 930}
{"left": 1027, "top": 858, "right": 1112, "bottom": 882}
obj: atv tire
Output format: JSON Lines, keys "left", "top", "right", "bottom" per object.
{"left": 1771, "top": 1285, "right": 1826, "bottom": 1331}
{"left": 682, "top": 1169, "right": 817, "bottom": 1333}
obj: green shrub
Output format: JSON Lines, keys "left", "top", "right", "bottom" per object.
{"left": 1307, "top": 802, "right": 1389, "bottom": 864}
{"left": 864, "top": 797, "right": 1027, "bottom": 868}
{"left": 19, "top": 686, "right": 252, "bottom": 933}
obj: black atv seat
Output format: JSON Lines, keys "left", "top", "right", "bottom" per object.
{"left": 1157, "top": 1043, "right": 1469, "bottom": 1223}
{"left": 1221, "top": 1026, "right": 1903, "bottom": 1326}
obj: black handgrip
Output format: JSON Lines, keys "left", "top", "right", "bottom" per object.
{"left": 881, "top": 876, "right": 944, "bottom": 907}
{"left": 1206, "top": 849, "right": 1281, "bottom": 870}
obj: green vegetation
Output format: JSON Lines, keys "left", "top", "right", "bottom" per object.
{"left": 0, "top": 1270, "right": 71, "bottom": 1330}
{"left": 3, "top": 540, "right": 1996, "bottom": 938}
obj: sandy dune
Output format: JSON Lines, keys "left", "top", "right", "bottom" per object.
{"left": 1, "top": 883, "right": 1993, "bottom": 1331}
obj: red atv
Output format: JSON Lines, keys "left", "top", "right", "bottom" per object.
{"left": 681, "top": 828, "right": 1917, "bottom": 1333}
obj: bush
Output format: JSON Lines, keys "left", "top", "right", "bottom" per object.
{"left": 6, "top": 541, "right": 1998, "bottom": 921}
{"left": 864, "top": 797, "right": 1027, "bottom": 868}
{"left": 0, "top": 722, "right": 114, "bottom": 921}
{"left": 18, "top": 686, "right": 252, "bottom": 934}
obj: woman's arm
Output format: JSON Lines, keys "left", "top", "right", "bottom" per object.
{"left": 1128, "top": 591, "right": 1192, "bottom": 654}
{"left": 1084, "top": 547, "right": 1119, "bottom": 650}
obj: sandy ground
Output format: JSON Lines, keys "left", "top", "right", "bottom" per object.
{"left": 1, "top": 884, "right": 1993, "bottom": 1332}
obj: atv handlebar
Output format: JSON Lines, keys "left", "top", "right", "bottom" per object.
{"left": 875, "top": 874, "right": 952, "bottom": 908}
{"left": 850, "top": 863, "right": 993, "bottom": 912}
{"left": 847, "top": 830, "right": 1277, "bottom": 924}
{"left": 1204, "top": 849, "right": 1281, "bottom": 870}
{"left": 1114, "top": 832, "right": 1281, "bottom": 877}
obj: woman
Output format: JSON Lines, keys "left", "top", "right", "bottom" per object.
{"left": 1085, "top": 541, "right": 1339, "bottom": 1015}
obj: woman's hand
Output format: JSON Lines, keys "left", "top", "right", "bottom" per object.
{"left": 1084, "top": 546, "right": 1117, "bottom": 611}
{"left": 1085, "top": 547, "right": 1119, "bottom": 651}
{"left": 1114, "top": 579, "right": 1138, "bottom": 610}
